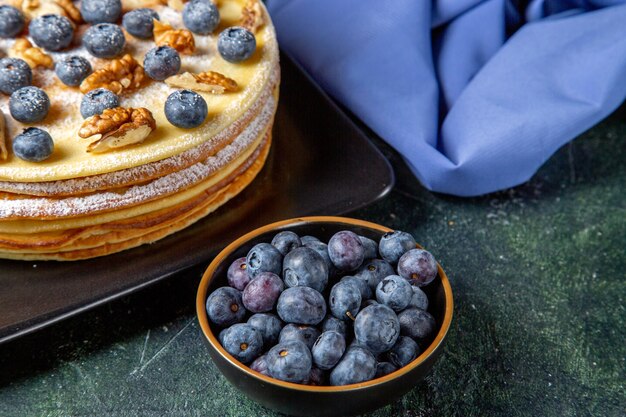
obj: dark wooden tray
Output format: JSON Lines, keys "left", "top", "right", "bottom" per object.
{"left": 0, "top": 53, "right": 394, "bottom": 344}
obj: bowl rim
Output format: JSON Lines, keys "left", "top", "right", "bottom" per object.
{"left": 196, "top": 215, "right": 454, "bottom": 392}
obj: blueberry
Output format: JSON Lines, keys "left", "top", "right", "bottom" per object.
{"left": 282, "top": 247, "right": 328, "bottom": 292}
{"left": 81, "top": 0, "right": 122, "bottom": 24}
{"left": 183, "top": 0, "right": 220, "bottom": 35}
{"left": 328, "top": 230, "right": 365, "bottom": 271}
{"left": 376, "top": 275, "right": 413, "bottom": 312}
{"left": 247, "top": 313, "right": 283, "bottom": 349}
{"left": 12, "top": 128, "right": 54, "bottom": 162}
{"left": 271, "top": 231, "right": 301, "bottom": 256}
{"left": 340, "top": 275, "right": 372, "bottom": 300}
{"left": 122, "top": 8, "right": 159, "bottom": 39}
{"left": 321, "top": 315, "right": 349, "bottom": 338}
{"left": 408, "top": 286, "right": 429, "bottom": 311}
{"left": 9, "top": 86, "right": 49, "bottom": 123}
{"left": 29, "top": 14, "right": 74, "bottom": 52}
{"left": 303, "top": 240, "right": 337, "bottom": 277}
{"left": 279, "top": 323, "right": 320, "bottom": 350}
{"left": 83, "top": 23, "right": 125, "bottom": 59}
{"left": 266, "top": 340, "right": 312, "bottom": 383}
{"left": 143, "top": 46, "right": 180, "bottom": 81}
{"left": 242, "top": 271, "right": 284, "bottom": 313}
{"left": 329, "top": 281, "right": 361, "bottom": 322}
{"left": 246, "top": 242, "right": 282, "bottom": 277}
{"left": 387, "top": 336, "right": 419, "bottom": 368}
{"left": 55, "top": 56, "right": 92, "bottom": 87}
{"left": 398, "top": 308, "right": 436, "bottom": 343}
{"left": 0, "top": 6, "right": 24, "bottom": 38}
{"left": 164, "top": 89, "right": 208, "bottom": 129}
{"left": 354, "top": 258, "right": 396, "bottom": 291}
{"left": 0, "top": 58, "right": 32, "bottom": 94}
{"left": 359, "top": 236, "right": 378, "bottom": 259}
{"left": 80, "top": 88, "right": 119, "bottom": 118}
{"left": 312, "top": 331, "right": 345, "bottom": 370}
{"left": 219, "top": 323, "right": 263, "bottom": 364}
{"left": 206, "top": 286, "right": 245, "bottom": 327}
{"left": 379, "top": 231, "right": 416, "bottom": 265}
{"left": 300, "top": 235, "right": 320, "bottom": 245}
{"left": 329, "top": 346, "right": 376, "bottom": 386}
{"left": 217, "top": 26, "right": 256, "bottom": 63}
{"left": 354, "top": 304, "right": 400, "bottom": 354}
{"left": 276, "top": 287, "right": 326, "bottom": 325}
{"left": 398, "top": 248, "right": 438, "bottom": 287}
{"left": 250, "top": 354, "right": 270, "bottom": 376}
{"left": 307, "top": 367, "right": 326, "bottom": 386}
{"left": 227, "top": 257, "right": 251, "bottom": 290}
{"left": 375, "top": 361, "right": 397, "bottom": 378}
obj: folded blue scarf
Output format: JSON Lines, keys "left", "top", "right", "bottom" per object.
{"left": 266, "top": 0, "right": 626, "bottom": 196}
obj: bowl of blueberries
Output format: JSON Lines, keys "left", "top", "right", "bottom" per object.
{"left": 196, "top": 216, "right": 453, "bottom": 417}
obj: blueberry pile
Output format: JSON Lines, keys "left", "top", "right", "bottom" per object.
{"left": 206, "top": 229, "right": 439, "bottom": 386}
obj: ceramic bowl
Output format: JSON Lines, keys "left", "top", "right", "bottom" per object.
{"left": 196, "top": 216, "right": 453, "bottom": 417}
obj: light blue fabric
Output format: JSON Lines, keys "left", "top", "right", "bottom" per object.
{"left": 266, "top": 0, "right": 626, "bottom": 196}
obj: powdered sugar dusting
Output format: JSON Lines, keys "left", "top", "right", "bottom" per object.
{"left": 0, "top": 93, "right": 275, "bottom": 219}
{"left": 120, "top": 81, "right": 172, "bottom": 108}
{"left": 0, "top": 70, "right": 277, "bottom": 196}
{"left": 158, "top": 5, "right": 185, "bottom": 28}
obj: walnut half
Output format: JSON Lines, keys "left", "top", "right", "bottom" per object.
{"left": 19, "top": 0, "right": 66, "bottom": 21}
{"left": 165, "top": 71, "right": 238, "bottom": 94}
{"left": 78, "top": 107, "right": 156, "bottom": 153}
{"left": 54, "top": 0, "right": 82, "bottom": 23}
{"left": 240, "top": 0, "right": 264, "bottom": 33}
{"left": 80, "top": 54, "right": 146, "bottom": 95}
{"left": 9, "top": 38, "right": 53, "bottom": 69}
{"left": 153, "top": 19, "right": 195, "bottom": 55}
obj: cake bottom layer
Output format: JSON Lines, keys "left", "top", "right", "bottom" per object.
{"left": 0, "top": 132, "right": 272, "bottom": 261}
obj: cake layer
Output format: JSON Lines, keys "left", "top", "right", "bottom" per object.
{"left": 0, "top": 71, "right": 279, "bottom": 197}
{"left": 0, "top": 130, "right": 271, "bottom": 252}
{"left": 0, "top": 114, "right": 272, "bottom": 231}
{"left": 0, "top": 91, "right": 276, "bottom": 220}
{"left": 0, "top": 133, "right": 272, "bottom": 260}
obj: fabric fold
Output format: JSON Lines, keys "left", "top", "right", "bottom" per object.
{"left": 267, "top": 0, "right": 626, "bottom": 196}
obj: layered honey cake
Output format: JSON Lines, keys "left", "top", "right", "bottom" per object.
{"left": 0, "top": 0, "right": 279, "bottom": 260}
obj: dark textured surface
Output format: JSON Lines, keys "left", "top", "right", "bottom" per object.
{"left": 0, "top": 104, "right": 625, "bottom": 416}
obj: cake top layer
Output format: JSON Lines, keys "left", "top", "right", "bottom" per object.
{"left": 0, "top": 0, "right": 278, "bottom": 182}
